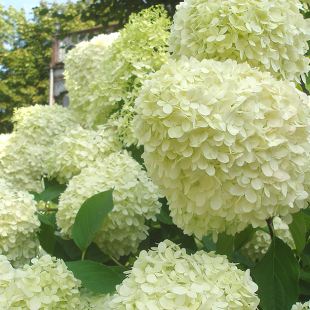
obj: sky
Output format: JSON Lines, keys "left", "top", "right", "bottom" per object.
{"left": 1, "top": 0, "right": 77, "bottom": 19}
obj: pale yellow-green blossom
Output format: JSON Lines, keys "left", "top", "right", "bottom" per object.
{"left": 291, "top": 300, "right": 310, "bottom": 310}
{"left": 0, "top": 185, "right": 40, "bottom": 268}
{"left": 0, "top": 105, "right": 79, "bottom": 191}
{"left": 65, "top": 6, "right": 171, "bottom": 128}
{"left": 242, "top": 216, "right": 294, "bottom": 260}
{"left": 57, "top": 151, "right": 162, "bottom": 258}
{"left": 169, "top": 0, "right": 310, "bottom": 82}
{"left": 107, "top": 104, "right": 138, "bottom": 147}
{"left": 0, "top": 254, "right": 83, "bottom": 309}
{"left": 46, "top": 124, "right": 122, "bottom": 183}
{"left": 64, "top": 32, "right": 119, "bottom": 126}
{"left": 134, "top": 57, "right": 310, "bottom": 239}
{"left": 109, "top": 240, "right": 260, "bottom": 309}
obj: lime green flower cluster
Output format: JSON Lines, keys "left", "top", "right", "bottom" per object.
{"left": 57, "top": 151, "right": 162, "bottom": 258}
{"left": 64, "top": 32, "right": 120, "bottom": 127}
{"left": 65, "top": 6, "right": 171, "bottom": 129}
{"left": 134, "top": 57, "right": 310, "bottom": 239}
{"left": 46, "top": 125, "right": 122, "bottom": 184}
{"left": 109, "top": 240, "right": 260, "bottom": 309}
{"left": 169, "top": 0, "right": 310, "bottom": 82}
{"left": 0, "top": 105, "right": 79, "bottom": 191}
{"left": 0, "top": 182, "right": 40, "bottom": 268}
{"left": 292, "top": 300, "right": 310, "bottom": 310}
{"left": 0, "top": 254, "right": 84, "bottom": 309}
{"left": 242, "top": 216, "right": 294, "bottom": 260}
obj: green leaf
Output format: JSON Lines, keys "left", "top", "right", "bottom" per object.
{"left": 301, "top": 242, "right": 310, "bottom": 268}
{"left": 109, "top": 266, "right": 127, "bottom": 282}
{"left": 201, "top": 234, "right": 216, "bottom": 252}
{"left": 71, "top": 189, "right": 114, "bottom": 252}
{"left": 252, "top": 238, "right": 300, "bottom": 310}
{"left": 302, "top": 209, "right": 310, "bottom": 230}
{"left": 39, "top": 184, "right": 67, "bottom": 203}
{"left": 29, "top": 191, "right": 41, "bottom": 202}
{"left": 37, "top": 213, "right": 57, "bottom": 254}
{"left": 234, "top": 225, "right": 256, "bottom": 252}
{"left": 37, "top": 213, "right": 54, "bottom": 225}
{"left": 289, "top": 211, "right": 307, "bottom": 254}
{"left": 66, "top": 260, "right": 124, "bottom": 294}
{"left": 216, "top": 232, "right": 234, "bottom": 261}
{"left": 56, "top": 236, "right": 109, "bottom": 262}
{"left": 156, "top": 200, "right": 173, "bottom": 225}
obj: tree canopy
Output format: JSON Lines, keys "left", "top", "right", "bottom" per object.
{"left": 0, "top": 1, "right": 94, "bottom": 134}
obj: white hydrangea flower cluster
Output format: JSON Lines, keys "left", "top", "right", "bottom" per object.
{"left": 0, "top": 186, "right": 40, "bottom": 268}
{"left": 134, "top": 57, "right": 310, "bottom": 239}
{"left": 46, "top": 124, "right": 122, "bottom": 183}
{"left": 0, "top": 105, "right": 79, "bottom": 191}
{"left": 57, "top": 151, "right": 162, "bottom": 258}
{"left": 168, "top": 0, "right": 310, "bottom": 82}
{"left": 109, "top": 240, "right": 259, "bottom": 309}
{"left": 292, "top": 301, "right": 310, "bottom": 310}
{"left": 107, "top": 104, "right": 138, "bottom": 147}
{"left": 80, "top": 288, "right": 114, "bottom": 310}
{"left": 0, "top": 254, "right": 84, "bottom": 309}
{"left": 65, "top": 6, "right": 171, "bottom": 128}
{"left": 242, "top": 217, "right": 294, "bottom": 260}
{"left": 64, "top": 32, "right": 120, "bottom": 126}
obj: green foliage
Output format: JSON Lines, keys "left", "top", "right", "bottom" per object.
{"left": 0, "top": 1, "right": 94, "bottom": 134}
{"left": 252, "top": 238, "right": 300, "bottom": 310}
{"left": 78, "top": 0, "right": 179, "bottom": 31}
{"left": 71, "top": 189, "right": 114, "bottom": 253}
{"left": 289, "top": 211, "right": 307, "bottom": 254}
{"left": 65, "top": 260, "right": 126, "bottom": 294}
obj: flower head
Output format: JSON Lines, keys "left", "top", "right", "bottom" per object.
{"left": 242, "top": 216, "right": 294, "bottom": 260}
{"left": 291, "top": 300, "right": 310, "bottom": 310}
{"left": 169, "top": 0, "right": 310, "bottom": 81}
{"left": 0, "top": 254, "right": 83, "bottom": 309}
{"left": 109, "top": 240, "right": 259, "bottom": 309}
{"left": 65, "top": 6, "right": 171, "bottom": 127}
{"left": 46, "top": 124, "right": 122, "bottom": 183}
{"left": 0, "top": 186, "right": 40, "bottom": 268}
{"left": 134, "top": 57, "right": 310, "bottom": 239}
{"left": 57, "top": 151, "right": 162, "bottom": 258}
{"left": 0, "top": 105, "right": 79, "bottom": 191}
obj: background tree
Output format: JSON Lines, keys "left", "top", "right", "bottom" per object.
{"left": 0, "top": 1, "right": 94, "bottom": 134}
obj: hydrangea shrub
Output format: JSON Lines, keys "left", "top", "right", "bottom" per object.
{"left": 134, "top": 57, "right": 310, "bottom": 239}
{"left": 169, "top": 0, "right": 310, "bottom": 81}
{"left": 57, "top": 151, "right": 162, "bottom": 258}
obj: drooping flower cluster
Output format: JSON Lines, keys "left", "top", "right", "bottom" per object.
{"left": 107, "top": 105, "right": 138, "bottom": 147}
{"left": 0, "top": 254, "right": 83, "bottom": 309}
{"left": 242, "top": 217, "right": 294, "bottom": 260}
{"left": 65, "top": 6, "right": 171, "bottom": 128}
{"left": 57, "top": 151, "right": 162, "bottom": 258}
{"left": 0, "top": 185, "right": 40, "bottom": 268}
{"left": 109, "top": 240, "right": 260, "bottom": 309}
{"left": 168, "top": 0, "right": 310, "bottom": 82}
{"left": 292, "top": 300, "right": 310, "bottom": 310}
{"left": 64, "top": 32, "right": 120, "bottom": 126}
{"left": 0, "top": 105, "right": 79, "bottom": 191}
{"left": 134, "top": 57, "right": 310, "bottom": 239}
{"left": 46, "top": 125, "right": 122, "bottom": 183}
